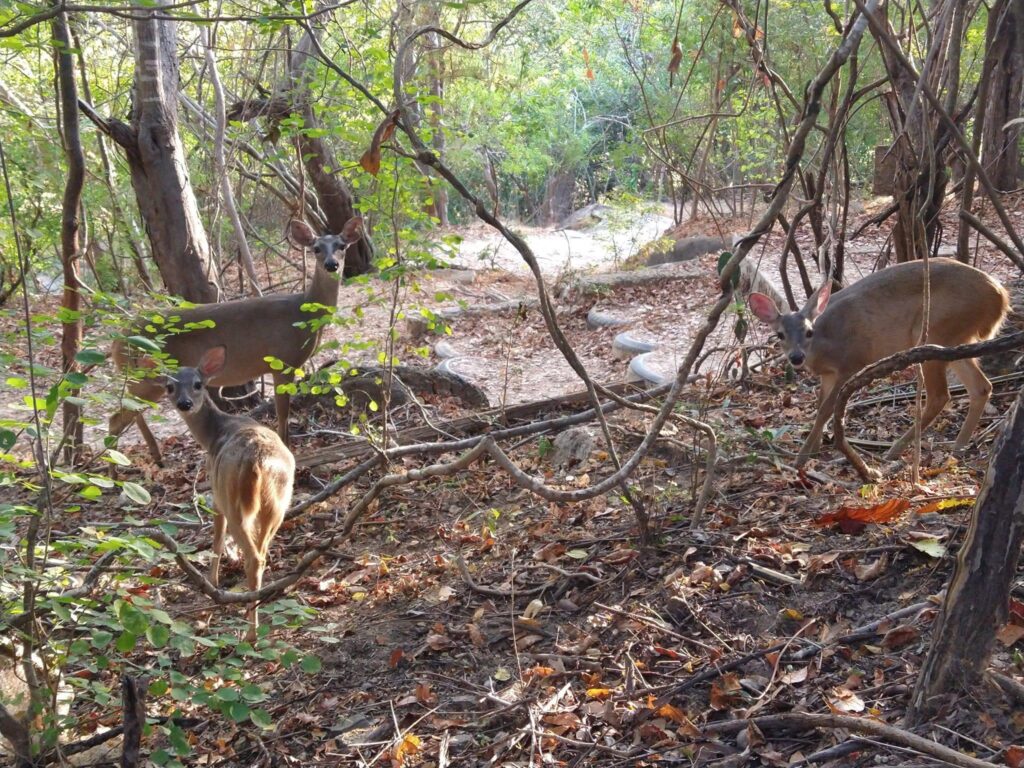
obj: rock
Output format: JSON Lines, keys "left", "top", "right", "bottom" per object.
{"left": 558, "top": 203, "right": 611, "bottom": 231}
{"left": 550, "top": 427, "right": 596, "bottom": 468}
{"left": 646, "top": 235, "right": 727, "bottom": 266}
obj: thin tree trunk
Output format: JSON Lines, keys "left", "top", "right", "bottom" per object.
{"left": 907, "top": 383, "right": 1024, "bottom": 722}
{"left": 981, "top": 0, "right": 1024, "bottom": 191}
{"left": 71, "top": 22, "right": 153, "bottom": 292}
{"left": 54, "top": 6, "right": 85, "bottom": 463}
{"left": 202, "top": 26, "right": 262, "bottom": 295}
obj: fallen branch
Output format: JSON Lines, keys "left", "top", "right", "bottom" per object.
{"left": 702, "top": 712, "right": 993, "bottom": 768}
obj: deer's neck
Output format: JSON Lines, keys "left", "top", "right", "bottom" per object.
{"left": 305, "top": 265, "right": 340, "bottom": 310}
{"left": 181, "top": 404, "right": 235, "bottom": 456}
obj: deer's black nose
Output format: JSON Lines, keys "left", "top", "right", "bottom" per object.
{"left": 789, "top": 352, "right": 805, "bottom": 367}
{"left": 324, "top": 256, "right": 340, "bottom": 273}
{"left": 176, "top": 398, "right": 194, "bottom": 411}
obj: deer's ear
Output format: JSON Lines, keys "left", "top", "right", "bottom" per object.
{"left": 341, "top": 216, "right": 364, "bottom": 242}
{"left": 808, "top": 283, "right": 831, "bottom": 319}
{"left": 198, "top": 346, "right": 226, "bottom": 378}
{"left": 748, "top": 293, "right": 780, "bottom": 325}
{"left": 287, "top": 219, "right": 317, "bottom": 247}
{"left": 154, "top": 374, "right": 173, "bottom": 396}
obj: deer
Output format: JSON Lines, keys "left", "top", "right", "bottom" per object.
{"left": 161, "top": 345, "right": 295, "bottom": 640}
{"left": 748, "top": 258, "right": 1009, "bottom": 470}
{"left": 110, "top": 217, "right": 364, "bottom": 463}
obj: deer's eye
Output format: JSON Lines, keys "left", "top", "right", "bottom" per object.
{"left": 193, "top": 381, "right": 202, "bottom": 391}
{"left": 165, "top": 383, "right": 174, "bottom": 394}
{"left": 805, "top": 330, "right": 814, "bottom": 339}
{"left": 776, "top": 332, "right": 785, "bottom": 340}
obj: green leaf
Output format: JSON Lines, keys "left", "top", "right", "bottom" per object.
{"left": 126, "top": 335, "right": 161, "bottom": 353}
{"left": 226, "top": 700, "right": 251, "bottom": 723}
{"left": 147, "top": 625, "right": 170, "bottom": 647}
{"left": 104, "top": 449, "right": 132, "bottom": 467}
{"left": 716, "top": 250, "right": 739, "bottom": 289}
{"left": 121, "top": 482, "right": 151, "bottom": 505}
{"left": 300, "top": 655, "right": 322, "bottom": 674}
{"left": 215, "top": 687, "right": 240, "bottom": 702}
{"left": 91, "top": 630, "right": 113, "bottom": 648}
{"left": 115, "top": 631, "right": 138, "bottom": 652}
{"left": 117, "top": 602, "right": 150, "bottom": 634}
{"left": 75, "top": 349, "right": 107, "bottom": 366}
{"left": 250, "top": 708, "right": 274, "bottom": 729}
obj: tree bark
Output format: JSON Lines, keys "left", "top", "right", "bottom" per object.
{"left": 83, "top": 0, "right": 218, "bottom": 302}
{"left": 981, "top": 0, "right": 1024, "bottom": 191}
{"left": 129, "top": 1, "right": 217, "bottom": 301}
{"left": 54, "top": 7, "right": 85, "bottom": 462}
{"left": 201, "top": 26, "right": 262, "bottom": 296}
{"left": 287, "top": 23, "right": 373, "bottom": 276}
{"left": 875, "top": 0, "right": 961, "bottom": 262}
{"left": 907, "top": 383, "right": 1024, "bottom": 722}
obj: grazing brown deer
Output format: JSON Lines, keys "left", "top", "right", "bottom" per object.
{"left": 111, "top": 217, "right": 364, "bottom": 462}
{"left": 162, "top": 346, "right": 295, "bottom": 640}
{"left": 748, "top": 258, "right": 1009, "bottom": 469}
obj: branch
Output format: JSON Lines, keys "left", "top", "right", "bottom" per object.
{"left": 703, "top": 712, "right": 993, "bottom": 768}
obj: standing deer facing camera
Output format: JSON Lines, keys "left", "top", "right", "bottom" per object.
{"left": 110, "top": 217, "right": 364, "bottom": 463}
{"left": 162, "top": 346, "right": 295, "bottom": 640}
{"left": 748, "top": 258, "right": 1009, "bottom": 469}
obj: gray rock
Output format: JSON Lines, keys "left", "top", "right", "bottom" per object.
{"left": 550, "top": 427, "right": 596, "bottom": 468}
{"left": 646, "top": 235, "right": 727, "bottom": 266}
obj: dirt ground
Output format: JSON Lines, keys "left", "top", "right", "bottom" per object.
{"left": 3, "top": 196, "right": 1024, "bottom": 766}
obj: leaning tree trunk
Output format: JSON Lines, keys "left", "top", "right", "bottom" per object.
{"left": 907, "top": 384, "right": 1024, "bottom": 723}
{"left": 981, "top": 0, "right": 1024, "bottom": 191}
{"left": 226, "top": 16, "right": 372, "bottom": 277}
{"left": 54, "top": 7, "right": 85, "bottom": 462}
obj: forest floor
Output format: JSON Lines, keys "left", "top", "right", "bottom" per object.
{"left": 3, "top": 194, "right": 1024, "bottom": 766}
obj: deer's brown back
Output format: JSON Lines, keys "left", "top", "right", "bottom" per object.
{"left": 806, "top": 259, "right": 1008, "bottom": 378}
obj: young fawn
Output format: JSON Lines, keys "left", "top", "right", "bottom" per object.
{"left": 749, "top": 258, "right": 1009, "bottom": 468}
{"left": 112, "top": 217, "right": 364, "bottom": 463}
{"left": 162, "top": 346, "right": 295, "bottom": 640}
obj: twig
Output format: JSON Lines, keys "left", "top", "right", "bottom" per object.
{"left": 702, "top": 712, "right": 993, "bottom": 768}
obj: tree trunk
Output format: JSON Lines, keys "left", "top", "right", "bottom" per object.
{"left": 875, "top": 0, "right": 961, "bottom": 262}
{"left": 287, "top": 23, "right": 373, "bottom": 276}
{"left": 129, "top": 1, "right": 217, "bottom": 302}
{"left": 54, "top": 8, "right": 85, "bottom": 462}
{"left": 907, "top": 384, "right": 1024, "bottom": 723}
{"left": 83, "top": 0, "right": 219, "bottom": 302}
{"left": 981, "top": 0, "right": 1024, "bottom": 191}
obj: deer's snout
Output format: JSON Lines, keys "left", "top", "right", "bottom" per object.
{"left": 788, "top": 352, "right": 805, "bottom": 367}
{"left": 176, "top": 398, "right": 194, "bottom": 412}
{"left": 324, "top": 254, "right": 340, "bottom": 273}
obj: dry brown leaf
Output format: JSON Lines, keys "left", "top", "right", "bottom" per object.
{"left": 996, "top": 623, "right": 1024, "bottom": 647}
{"left": 880, "top": 624, "right": 919, "bottom": 649}
{"left": 586, "top": 687, "right": 613, "bottom": 700}
{"left": 826, "top": 688, "right": 865, "bottom": 714}
{"left": 815, "top": 499, "right": 910, "bottom": 533}
{"left": 388, "top": 648, "right": 404, "bottom": 669}
{"left": 1006, "top": 744, "right": 1024, "bottom": 768}
{"left": 853, "top": 553, "right": 889, "bottom": 581}
{"left": 780, "top": 666, "right": 808, "bottom": 685}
